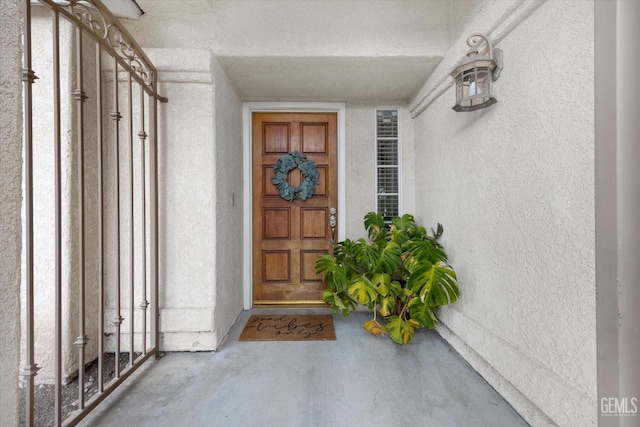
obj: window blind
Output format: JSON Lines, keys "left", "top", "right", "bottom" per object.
{"left": 376, "top": 109, "right": 400, "bottom": 222}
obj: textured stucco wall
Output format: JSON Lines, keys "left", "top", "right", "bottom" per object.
{"left": 134, "top": 48, "right": 218, "bottom": 351}
{"left": 120, "top": 49, "right": 244, "bottom": 350}
{"left": 0, "top": 0, "right": 22, "bottom": 423}
{"left": 411, "top": 1, "right": 596, "bottom": 426}
{"left": 345, "top": 102, "right": 415, "bottom": 239}
{"left": 212, "top": 57, "right": 244, "bottom": 345}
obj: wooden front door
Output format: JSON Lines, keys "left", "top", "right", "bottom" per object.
{"left": 252, "top": 112, "right": 338, "bottom": 303}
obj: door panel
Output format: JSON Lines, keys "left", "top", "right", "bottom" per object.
{"left": 252, "top": 112, "right": 338, "bottom": 303}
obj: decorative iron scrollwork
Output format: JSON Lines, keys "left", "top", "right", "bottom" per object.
{"left": 41, "top": 0, "right": 154, "bottom": 87}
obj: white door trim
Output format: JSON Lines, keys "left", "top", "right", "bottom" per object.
{"left": 242, "top": 102, "right": 346, "bottom": 309}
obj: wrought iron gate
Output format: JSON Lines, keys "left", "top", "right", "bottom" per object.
{"left": 21, "top": 0, "right": 166, "bottom": 425}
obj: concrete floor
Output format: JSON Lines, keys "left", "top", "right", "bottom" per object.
{"left": 80, "top": 309, "right": 529, "bottom": 427}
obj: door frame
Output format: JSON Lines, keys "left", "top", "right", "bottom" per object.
{"left": 242, "top": 102, "right": 346, "bottom": 309}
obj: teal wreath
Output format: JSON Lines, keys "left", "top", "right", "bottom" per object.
{"left": 272, "top": 151, "right": 320, "bottom": 201}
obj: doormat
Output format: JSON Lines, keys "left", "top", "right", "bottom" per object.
{"left": 238, "top": 314, "right": 336, "bottom": 341}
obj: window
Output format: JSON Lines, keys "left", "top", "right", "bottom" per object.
{"left": 376, "top": 109, "right": 401, "bottom": 222}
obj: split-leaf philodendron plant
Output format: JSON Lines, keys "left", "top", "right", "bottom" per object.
{"left": 314, "top": 212, "right": 460, "bottom": 344}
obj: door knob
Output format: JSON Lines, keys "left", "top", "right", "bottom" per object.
{"left": 329, "top": 207, "right": 337, "bottom": 244}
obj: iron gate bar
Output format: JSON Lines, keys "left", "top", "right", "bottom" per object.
{"left": 149, "top": 69, "right": 160, "bottom": 351}
{"left": 128, "top": 63, "right": 135, "bottom": 367}
{"left": 21, "top": 1, "right": 38, "bottom": 425}
{"left": 52, "top": 8, "right": 63, "bottom": 426}
{"left": 96, "top": 41, "right": 105, "bottom": 395}
{"left": 72, "top": 23, "right": 88, "bottom": 412}
{"left": 111, "top": 55, "right": 123, "bottom": 382}
{"left": 139, "top": 82, "right": 149, "bottom": 354}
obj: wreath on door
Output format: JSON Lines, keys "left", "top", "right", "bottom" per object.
{"left": 272, "top": 151, "right": 320, "bottom": 201}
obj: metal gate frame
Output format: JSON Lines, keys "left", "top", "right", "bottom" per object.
{"left": 21, "top": 0, "right": 167, "bottom": 425}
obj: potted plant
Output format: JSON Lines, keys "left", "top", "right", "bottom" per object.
{"left": 314, "top": 212, "right": 460, "bottom": 344}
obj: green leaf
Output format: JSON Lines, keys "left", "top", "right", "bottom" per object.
{"left": 408, "top": 298, "right": 439, "bottom": 328}
{"left": 322, "top": 289, "right": 354, "bottom": 316}
{"left": 391, "top": 213, "right": 416, "bottom": 231}
{"left": 404, "top": 239, "right": 448, "bottom": 266}
{"left": 388, "top": 280, "right": 402, "bottom": 297}
{"left": 351, "top": 239, "right": 381, "bottom": 271}
{"left": 322, "top": 289, "right": 341, "bottom": 315}
{"left": 378, "top": 295, "right": 397, "bottom": 317}
{"left": 364, "top": 212, "right": 387, "bottom": 243}
{"left": 315, "top": 254, "right": 347, "bottom": 292}
{"left": 407, "top": 262, "right": 459, "bottom": 306}
{"left": 331, "top": 240, "right": 351, "bottom": 262}
{"left": 347, "top": 274, "right": 378, "bottom": 306}
{"left": 322, "top": 288, "right": 337, "bottom": 306}
{"left": 371, "top": 273, "right": 392, "bottom": 296}
{"left": 389, "top": 227, "right": 408, "bottom": 246}
{"left": 404, "top": 258, "right": 433, "bottom": 282}
{"left": 378, "top": 241, "right": 402, "bottom": 274}
{"left": 364, "top": 211, "right": 385, "bottom": 233}
{"left": 385, "top": 315, "right": 420, "bottom": 344}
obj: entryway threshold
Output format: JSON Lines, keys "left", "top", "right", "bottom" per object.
{"left": 252, "top": 301, "right": 332, "bottom": 309}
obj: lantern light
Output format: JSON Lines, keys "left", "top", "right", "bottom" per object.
{"left": 451, "top": 33, "right": 503, "bottom": 112}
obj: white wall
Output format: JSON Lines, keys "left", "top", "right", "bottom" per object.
{"left": 141, "top": 48, "right": 218, "bottom": 350}
{"left": 212, "top": 56, "right": 244, "bottom": 344}
{"left": 410, "top": 1, "right": 596, "bottom": 426}
{"left": 0, "top": 0, "right": 22, "bottom": 423}
{"left": 134, "top": 49, "right": 244, "bottom": 350}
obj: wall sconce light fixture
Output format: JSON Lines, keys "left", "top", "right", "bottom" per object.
{"left": 451, "top": 33, "right": 503, "bottom": 112}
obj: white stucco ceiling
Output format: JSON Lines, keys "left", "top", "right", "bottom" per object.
{"left": 122, "top": 0, "right": 472, "bottom": 101}
{"left": 217, "top": 55, "right": 441, "bottom": 101}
